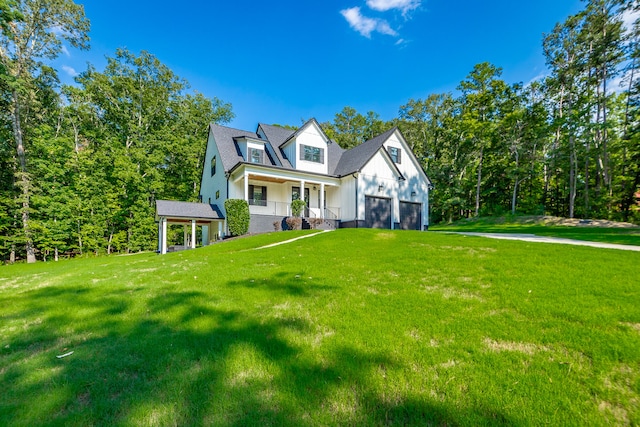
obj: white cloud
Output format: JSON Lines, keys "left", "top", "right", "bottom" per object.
{"left": 62, "top": 65, "right": 78, "bottom": 77}
{"left": 61, "top": 45, "right": 70, "bottom": 57}
{"left": 341, "top": 7, "right": 397, "bottom": 38}
{"left": 366, "top": 0, "right": 421, "bottom": 15}
{"left": 622, "top": 8, "right": 640, "bottom": 32}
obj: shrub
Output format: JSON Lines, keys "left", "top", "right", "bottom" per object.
{"left": 291, "top": 199, "right": 306, "bottom": 217}
{"left": 225, "top": 199, "right": 250, "bottom": 236}
{"left": 309, "top": 218, "right": 323, "bottom": 229}
{"left": 285, "top": 217, "right": 302, "bottom": 230}
{"left": 273, "top": 221, "right": 281, "bottom": 231}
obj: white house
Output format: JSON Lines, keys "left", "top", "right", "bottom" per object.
{"left": 198, "top": 118, "right": 432, "bottom": 238}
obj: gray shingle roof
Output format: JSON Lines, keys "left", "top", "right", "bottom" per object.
{"left": 209, "top": 124, "right": 257, "bottom": 173}
{"left": 332, "top": 127, "right": 398, "bottom": 176}
{"left": 207, "top": 121, "right": 416, "bottom": 180}
{"left": 278, "top": 118, "right": 324, "bottom": 148}
{"left": 156, "top": 200, "right": 224, "bottom": 220}
{"left": 258, "top": 123, "right": 295, "bottom": 147}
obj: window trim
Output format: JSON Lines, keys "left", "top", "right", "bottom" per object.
{"left": 249, "top": 147, "right": 263, "bottom": 164}
{"left": 249, "top": 185, "right": 267, "bottom": 206}
{"left": 388, "top": 147, "right": 401, "bottom": 164}
{"left": 300, "top": 144, "right": 324, "bottom": 163}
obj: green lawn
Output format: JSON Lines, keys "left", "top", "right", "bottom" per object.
{"left": 431, "top": 217, "right": 640, "bottom": 246}
{"left": 1, "top": 229, "right": 639, "bottom": 426}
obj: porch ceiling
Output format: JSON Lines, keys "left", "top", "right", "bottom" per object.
{"left": 248, "top": 174, "right": 288, "bottom": 184}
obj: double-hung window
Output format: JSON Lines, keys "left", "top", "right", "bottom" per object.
{"left": 300, "top": 145, "right": 324, "bottom": 163}
{"left": 388, "top": 147, "right": 401, "bottom": 164}
{"left": 249, "top": 185, "right": 267, "bottom": 206}
{"left": 249, "top": 148, "right": 263, "bottom": 164}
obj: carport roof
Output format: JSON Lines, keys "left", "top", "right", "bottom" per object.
{"left": 156, "top": 200, "right": 224, "bottom": 220}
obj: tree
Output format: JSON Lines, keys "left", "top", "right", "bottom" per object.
{"left": 0, "top": 0, "right": 89, "bottom": 262}
{"left": 457, "top": 62, "right": 507, "bottom": 217}
{"left": 64, "top": 49, "right": 233, "bottom": 253}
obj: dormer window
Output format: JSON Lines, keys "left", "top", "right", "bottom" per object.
{"left": 249, "top": 147, "right": 263, "bottom": 164}
{"left": 389, "top": 147, "right": 401, "bottom": 164}
{"left": 301, "top": 144, "right": 324, "bottom": 163}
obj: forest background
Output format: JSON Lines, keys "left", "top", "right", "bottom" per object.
{"left": 1, "top": 0, "right": 639, "bottom": 262}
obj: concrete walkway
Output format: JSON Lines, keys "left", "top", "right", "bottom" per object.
{"left": 441, "top": 232, "right": 640, "bottom": 252}
{"left": 254, "top": 229, "right": 333, "bottom": 250}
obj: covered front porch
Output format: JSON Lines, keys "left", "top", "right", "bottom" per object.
{"left": 229, "top": 165, "right": 342, "bottom": 220}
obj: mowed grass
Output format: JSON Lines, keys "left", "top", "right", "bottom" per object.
{"left": 1, "top": 229, "right": 639, "bottom": 426}
{"left": 432, "top": 219, "right": 640, "bottom": 246}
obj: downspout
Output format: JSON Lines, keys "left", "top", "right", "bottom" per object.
{"left": 353, "top": 173, "right": 358, "bottom": 228}
{"left": 225, "top": 172, "right": 230, "bottom": 237}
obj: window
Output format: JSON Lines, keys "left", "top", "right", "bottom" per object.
{"left": 388, "top": 147, "right": 401, "bottom": 164}
{"left": 215, "top": 190, "right": 220, "bottom": 199}
{"left": 211, "top": 155, "right": 216, "bottom": 176}
{"left": 249, "top": 148, "right": 263, "bottom": 164}
{"left": 249, "top": 185, "right": 267, "bottom": 206}
{"left": 300, "top": 145, "right": 324, "bottom": 163}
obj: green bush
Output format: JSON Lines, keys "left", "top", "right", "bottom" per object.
{"left": 225, "top": 199, "right": 250, "bottom": 236}
{"left": 291, "top": 199, "right": 306, "bottom": 217}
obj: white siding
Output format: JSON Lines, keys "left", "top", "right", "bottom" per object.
{"left": 339, "top": 175, "right": 357, "bottom": 220}
{"left": 282, "top": 143, "right": 296, "bottom": 169}
{"left": 383, "top": 132, "right": 431, "bottom": 227}
{"left": 200, "top": 132, "right": 228, "bottom": 215}
{"left": 359, "top": 150, "right": 401, "bottom": 224}
{"left": 295, "top": 124, "right": 329, "bottom": 174}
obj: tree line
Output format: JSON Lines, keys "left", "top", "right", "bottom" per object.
{"left": 1, "top": 0, "right": 639, "bottom": 263}
{"left": 323, "top": 0, "right": 640, "bottom": 226}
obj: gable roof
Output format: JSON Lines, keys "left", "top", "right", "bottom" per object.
{"left": 258, "top": 123, "right": 295, "bottom": 146}
{"left": 209, "top": 124, "right": 257, "bottom": 173}
{"left": 205, "top": 120, "right": 427, "bottom": 182}
{"left": 279, "top": 118, "right": 328, "bottom": 148}
{"left": 332, "top": 127, "right": 398, "bottom": 177}
{"left": 156, "top": 200, "right": 224, "bottom": 220}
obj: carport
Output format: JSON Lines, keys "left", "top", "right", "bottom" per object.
{"left": 155, "top": 200, "right": 225, "bottom": 254}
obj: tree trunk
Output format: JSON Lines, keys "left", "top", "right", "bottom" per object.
{"left": 475, "top": 146, "right": 483, "bottom": 217}
{"left": 569, "top": 135, "right": 577, "bottom": 219}
{"left": 11, "top": 89, "right": 36, "bottom": 263}
{"left": 511, "top": 179, "right": 519, "bottom": 215}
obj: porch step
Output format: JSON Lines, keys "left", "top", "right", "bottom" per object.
{"left": 301, "top": 218, "right": 311, "bottom": 230}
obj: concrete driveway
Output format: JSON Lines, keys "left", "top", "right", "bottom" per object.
{"left": 440, "top": 232, "right": 640, "bottom": 252}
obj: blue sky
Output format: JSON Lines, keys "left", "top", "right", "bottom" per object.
{"left": 55, "top": 1, "right": 583, "bottom": 131}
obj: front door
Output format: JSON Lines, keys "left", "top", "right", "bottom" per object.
{"left": 292, "top": 186, "right": 310, "bottom": 215}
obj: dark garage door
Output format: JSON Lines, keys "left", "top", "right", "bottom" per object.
{"left": 365, "top": 196, "right": 391, "bottom": 229}
{"left": 400, "top": 201, "right": 422, "bottom": 230}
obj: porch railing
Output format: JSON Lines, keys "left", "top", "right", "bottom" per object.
{"left": 324, "top": 207, "right": 341, "bottom": 220}
{"left": 248, "top": 201, "right": 341, "bottom": 220}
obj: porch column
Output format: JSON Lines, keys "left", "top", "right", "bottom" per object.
{"left": 244, "top": 170, "right": 249, "bottom": 202}
{"left": 300, "top": 179, "right": 305, "bottom": 218}
{"left": 161, "top": 217, "right": 167, "bottom": 255}
{"left": 218, "top": 221, "right": 223, "bottom": 240}
{"left": 191, "top": 220, "right": 196, "bottom": 249}
{"left": 183, "top": 224, "right": 188, "bottom": 247}
{"left": 320, "top": 183, "right": 325, "bottom": 219}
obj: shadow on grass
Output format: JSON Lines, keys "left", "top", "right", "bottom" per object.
{"left": 2, "top": 271, "right": 518, "bottom": 426}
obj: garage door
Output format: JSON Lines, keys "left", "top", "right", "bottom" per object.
{"left": 365, "top": 196, "right": 391, "bottom": 229}
{"left": 400, "top": 201, "right": 422, "bottom": 230}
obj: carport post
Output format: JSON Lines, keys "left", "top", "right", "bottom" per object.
{"left": 191, "top": 220, "right": 196, "bottom": 249}
{"left": 161, "top": 217, "right": 167, "bottom": 255}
